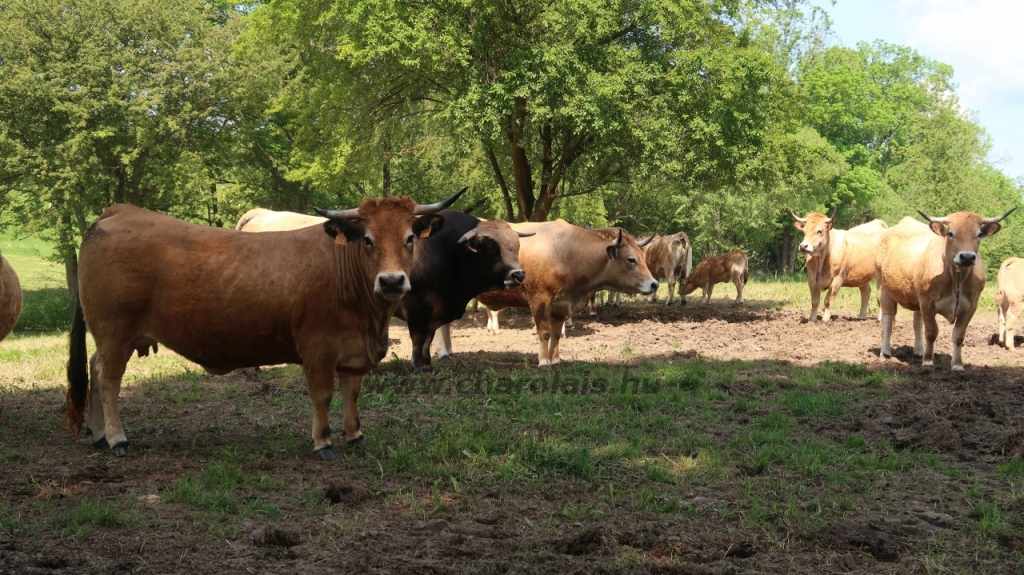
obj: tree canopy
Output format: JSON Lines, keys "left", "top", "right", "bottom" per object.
{"left": 0, "top": 0, "right": 1020, "bottom": 288}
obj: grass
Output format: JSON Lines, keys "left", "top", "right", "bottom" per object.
{"left": 1, "top": 232, "right": 75, "bottom": 332}
{"left": 1, "top": 234, "right": 1022, "bottom": 570}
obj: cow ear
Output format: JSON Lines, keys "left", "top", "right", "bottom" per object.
{"left": 414, "top": 214, "right": 445, "bottom": 238}
{"left": 981, "top": 222, "right": 1002, "bottom": 237}
{"left": 606, "top": 245, "right": 619, "bottom": 260}
{"left": 793, "top": 220, "right": 805, "bottom": 231}
{"left": 928, "top": 221, "right": 947, "bottom": 237}
{"left": 323, "top": 219, "right": 363, "bottom": 245}
{"left": 463, "top": 237, "right": 480, "bottom": 253}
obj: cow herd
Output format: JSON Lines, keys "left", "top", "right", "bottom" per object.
{"left": 0, "top": 193, "right": 1017, "bottom": 459}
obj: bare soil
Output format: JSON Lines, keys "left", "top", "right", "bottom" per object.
{"left": 2, "top": 298, "right": 1023, "bottom": 574}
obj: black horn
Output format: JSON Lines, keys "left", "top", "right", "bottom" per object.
{"left": 982, "top": 207, "right": 1018, "bottom": 224}
{"left": 313, "top": 206, "right": 360, "bottom": 220}
{"left": 414, "top": 187, "right": 468, "bottom": 215}
{"left": 637, "top": 232, "right": 657, "bottom": 247}
{"left": 916, "top": 210, "right": 948, "bottom": 224}
{"left": 612, "top": 228, "right": 623, "bottom": 247}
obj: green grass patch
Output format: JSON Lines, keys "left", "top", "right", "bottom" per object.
{"left": 48, "top": 498, "right": 139, "bottom": 539}
{"left": 163, "top": 461, "right": 282, "bottom": 520}
{"left": 996, "top": 458, "right": 1024, "bottom": 477}
{"left": 781, "top": 390, "right": 847, "bottom": 418}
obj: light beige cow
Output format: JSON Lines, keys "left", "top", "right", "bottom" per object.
{"left": 790, "top": 209, "right": 888, "bottom": 322}
{"left": 876, "top": 209, "right": 1015, "bottom": 370}
{"left": 995, "top": 256, "right": 1024, "bottom": 350}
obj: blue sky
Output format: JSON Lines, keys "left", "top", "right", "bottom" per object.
{"left": 822, "top": 0, "right": 1024, "bottom": 181}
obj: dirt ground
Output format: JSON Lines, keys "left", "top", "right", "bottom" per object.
{"left": 2, "top": 297, "right": 1023, "bottom": 574}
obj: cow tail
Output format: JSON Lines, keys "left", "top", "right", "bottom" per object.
{"left": 684, "top": 242, "right": 693, "bottom": 280}
{"left": 741, "top": 250, "right": 749, "bottom": 285}
{"left": 66, "top": 297, "right": 88, "bottom": 437}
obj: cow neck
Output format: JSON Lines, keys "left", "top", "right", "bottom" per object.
{"left": 334, "top": 242, "right": 400, "bottom": 362}
{"left": 808, "top": 233, "right": 832, "bottom": 288}
{"left": 948, "top": 259, "right": 971, "bottom": 325}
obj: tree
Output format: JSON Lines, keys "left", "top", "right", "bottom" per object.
{"left": 0, "top": 0, "right": 238, "bottom": 290}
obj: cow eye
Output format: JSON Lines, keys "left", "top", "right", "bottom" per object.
{"left": 627, "top": 257, "right": 637, "bottom": 265}
{"left": 405, "top": 234, "right": 415, "bottom": 245}
{"left": 816, "top": 229, "right": 822, "bottom": 235}
{"left": 364, "top": 236, "right": 374, "bottom": 248}
{"left": 947, "top": 231, "right": 954, "bottom": 239}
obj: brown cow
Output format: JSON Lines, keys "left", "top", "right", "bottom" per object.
{"left": 467, "top": 222, "right": 658, "bottom": 366}
{"left": 790, "top": 209, "right": 888, "bottom": 322}
{"left": 679, "top": 250, "right": 748, "bottom": 304}
{"left": 995, "top": 256, "right": 1024, "bottom": 350}
{"left": 605, "top": 231, "right": 692, "bottom": 306}
{"left": 66, "top": 192, "right": 461, "bottom": 460}
{"left": 0, "top": 248, "right": 23, "bottom": 341}
{"left": 876, "top": 209, "right": 1015, "bottom": 370}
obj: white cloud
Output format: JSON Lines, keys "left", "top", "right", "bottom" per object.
{"left": 895, "top": 0, "right": 1024, "bottom": 108}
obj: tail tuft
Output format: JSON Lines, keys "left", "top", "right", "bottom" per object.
{"left": 66, "top": 300, "right": 88, "bottom": 437}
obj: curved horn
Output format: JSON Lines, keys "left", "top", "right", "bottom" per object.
{"left": 516, "top": 231, "right": 536, "bottom": 238}
{"left": 313, "top": 206, "right": 361, "bottom": 220}
{"left": 637, "top": 232, "right": 657, "bottom": 247}
{"left": 612, "top": 228, "right": 623, "bottom": 247}
{"left": 917, "top": 210, "right": 948, "bottom": 224}
{"left": 457, "top": 229, "right": 478, "bottom": 244}
{"left": 827, "top": 206, "right": 838, "bottom": 222}
{"left": 787, "top": 208, "right": 806, "bottom": 224}
{"left": 414, "top": 187, "right": 468, "bottom": 215}
{"left": 982, "top": 207, "right": 1018, "bottom": 224}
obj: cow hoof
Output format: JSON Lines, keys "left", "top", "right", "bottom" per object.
{"left": 951, "top": 365, "right": 965, "bottom": 372}
{"left": 92, "top": 436, "right": 107, "bottom": 449}
{"left": 347, "top": 436, "right": 367, "bottom": 450}
{"left": 110, "top": 441, "right": 129, "bottom": 457}
{"left": 413, "top": 364, "right": 433, "bottom": 372}
{"left": 437, "top": 355, "right": 452, "bottom": 363}
{"left": 315, "top": 447, "right": 337, "bottom": 461}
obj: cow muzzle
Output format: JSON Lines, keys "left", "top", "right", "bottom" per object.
{"left": 640, "top": 280, "right": 658, "bottom": 295}
{"left": 505, "top": 269, "right": 526, "bottom": 287}
{"left": 376, "top": 273, "right": 410, "bottom": 300}
{"left": 799, "top": 242, "right": 813, "bottom": 254}
{"left": 954, "top": 252, "right": 977, "bottom": 268}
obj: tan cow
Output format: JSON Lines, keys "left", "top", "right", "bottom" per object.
{"left": 643, "top": 232, "right": 693, "bottom": 304}
{"left": 790, "top": 209, "right": 888, "bottom": 322}
{"left": 464, "top": 222, "right": 658, "bottom": 366}
{"left": 235, "top": 208, "right": 326, "bottom": 232}
{"left": 876, "top": 209, "right": 1015, "bottom": 370}
{"left": 995, "top": 256, "right": 1024, "bottom": 350}
{"left": 0, "top": 248, "right": 23, "bottom": 341}
{"left": 679, "top": 250, "right": 748, "bottom": 304}
{"left": 66, "top": 192, "right": 461, "bottom": 460}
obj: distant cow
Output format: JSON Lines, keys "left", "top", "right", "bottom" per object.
{"left": 875, "top": 209, "right": 1014, "bottom": 370}
{"left": 679, "top": 250, "right": 748, "bottom": 304}
{"left": 996, "top": 257, "right": 1024, "bottom": 350}
{"left": 238, "top": 204, "right": 529, "bottom": 369}
{"left": 790, "top": 209, "right": 888, "bottom": 322}
{"left": 67, "top": 192, "right": 461, "bottom": 460}
{"left": 461, "top": 222, "right": 658, "bottom": 366}
{"left": 642, "top": 232, "right": 693, "bottom": 304}
{"left": 0, "top": 248, "right": 22, "bottom": 341}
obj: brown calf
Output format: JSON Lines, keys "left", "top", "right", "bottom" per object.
{"left": 679, "top": 250, "right": 748, "bottom": 304}
{"left": 995, "top": 256, "right": 1024, "bottom": 350}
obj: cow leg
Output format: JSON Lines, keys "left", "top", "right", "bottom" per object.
{"left": 94, "top": 345, "right": 132, "bottom": 456}
{"left": 822, "top": 277, "right": 843, "bottom": 321}
{"left": 433, "top": 323, "right": 454, "bottom": 361}
{"left": 409, "top": 315, "right": 434, "bottom": 369}
{"left": 858, "top": 284, "right": 871, "bottom": 319}
{"left": 950, "top": 305, "right": 978, "bottom": 371}
{"left": 997, "top": 298, "right": 1007, "bottom": 347}
{"left": 878, "top": 288, "right": 897, "bottom": 359}
{"left": 734, "top": 273, "right": 744, "bottom": 304}
{"left": 303, "top": 361, "right": 337, "bottom": 460}
{"left": 87, "top": 353, "right": 106, "bottom": 448}
{"left": 532, "top": 302, "right": 556, "bottom": 367}
{"left": 486, "top": 308, "right": 500, "bottom": 334}
{"left": 999, "top": 306, "right": 1015, "bottom": 351}
{"left": 549, "top": 316, "right": 567, "bottom": 364}
{"left": 912, "top": 311, "right": 924, "bottom": 356}
{"left": 666, "top": 278, "right": 675, "bottom": 305}
{"left": 921, "top": 312, "right": 939, "bottom": 368}
{"left": 704, "top": 283, "right": 713, "bottom": 304}
{"left": 809, "top": 284, "right": 822, "bottom": 322}
{"left": 471, "top": 298, "right": 479, "bottom": 313}
{"left": 588, "top": 294, "right": 598, "bottom": 316}
{"left": 651, "top": 281, "right": 659, "bottom": 303}
{"left": 338, "top": 373, "right": 366, "bottom": 447}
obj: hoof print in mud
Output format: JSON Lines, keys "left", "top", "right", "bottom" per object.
{"left": 814, "top": 524, "right": 904, "bottom": 563}
{"left": 323, "top": 482, "right": 371, "bottom": 506}
{"left": 252, "top": 527, "right": 301, "bottom": 548}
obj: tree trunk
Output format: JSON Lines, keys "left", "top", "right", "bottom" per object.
{"left": 487, "top": 147, "right": 516, "bottom": 221}
{"left": 59, "top": 213, "right": 79, "bottom": 297}
{"left": 508, "top": 98, "right": 534, "bottom": 221}
{"left": 210, "top": 182, "right": 223, "bottom": 227}
{"left": 382, "top": 136, "right": 392, "bottom": 198}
